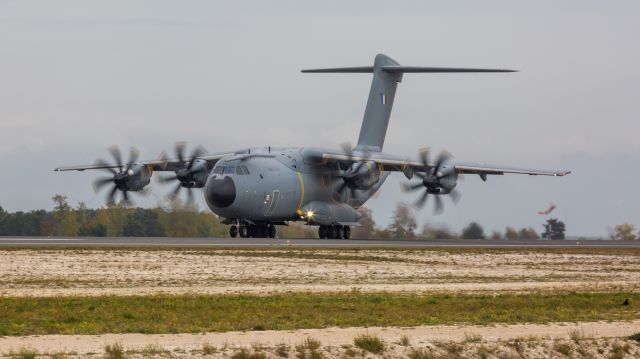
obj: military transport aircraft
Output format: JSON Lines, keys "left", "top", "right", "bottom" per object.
{"left": 55, "top": 54, "right": 570, "bottom": 239}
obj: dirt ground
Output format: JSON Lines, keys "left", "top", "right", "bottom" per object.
{"left": 2, "top": 248, "right": 639, "bottom": 358}
{"left": 1, "top": 248, "right": 639, "bottom": 297}
{"left": 1, "top": 320, "right": 639, "bottom": 358}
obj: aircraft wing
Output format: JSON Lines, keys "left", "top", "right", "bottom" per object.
{"left": 452, "top": 163, "right": 571, "bottom": 177}
{"left": 54, "top": 152, "right": 234, "bottom": 172}
{"left": 317, "top": 150, "right": 570, "bottom": 178}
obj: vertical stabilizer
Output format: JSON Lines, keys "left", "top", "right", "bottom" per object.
{"left": 355, "top": 54, "right": 402, "bottom": 151}
{"left": 302, "top": 54, "right": 515, "bottom": 152}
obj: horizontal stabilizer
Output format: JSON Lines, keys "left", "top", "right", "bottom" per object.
{"left": 381, "top": 66, "right": 517, "bottom": 73}
{"left": 302, "top": 66, "right": 516, "bottom": 74}
{"left": 301, "top": 66, "right": 373, "bottom": 73}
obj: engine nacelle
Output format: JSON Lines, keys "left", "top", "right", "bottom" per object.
{"left": 175, "top": 159, "right": 210, "bottom": 188}
{"left": 349, "top": 160, "right": 381, "bottom": 190}
{"left": 425, "top": 166, "right": 458, "bottom": 194}
{"left": 116, "top": 163, "right": 151, "bottom": 192}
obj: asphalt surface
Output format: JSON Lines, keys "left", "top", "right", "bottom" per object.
{"left": 0, "top": 236, "right": 639, "bottom": 248}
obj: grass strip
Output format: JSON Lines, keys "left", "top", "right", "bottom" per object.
{"left": 0, "top": 292, "right": 638, "bottom": 336}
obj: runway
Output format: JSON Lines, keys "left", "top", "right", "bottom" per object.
{"left": 1, "top": 236, "right": 639, "bottom": 248}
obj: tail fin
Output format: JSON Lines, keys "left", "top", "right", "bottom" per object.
{"left": 302, "top": 53, "right": 515, "bottom": 151}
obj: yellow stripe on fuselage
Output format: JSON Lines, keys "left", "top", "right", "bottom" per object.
{"left": 296, "top": 171, "right": 305, "bottom": 216}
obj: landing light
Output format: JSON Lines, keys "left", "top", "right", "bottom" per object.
{"left": 306, "top": 210, "right": 314, "bottom": 219}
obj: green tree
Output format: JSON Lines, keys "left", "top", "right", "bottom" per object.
{"left": 504, "top": 226, "right": 518, "bottom": 240}
{"left": 352, "top": 207, "right": 376, "bottom": 239}
{"left": 462, "top": 222, "right": 485, "bottom": 239}
{"left": 421, "top": 224, "right": 458, "bottom": 240}
{"left": 542, "top": 219, "right": 566, "bottom": 240}
{"left": 518, "top": 227, "right": 540, "bottom": 239}
{"left": 51, "top": 195, "right": 78, "bottom": 236}
{"left": 613, "top": 223, "right": 636, "bottom": 241}
{"left": 388, "top": 203, "right": 416, "bottom": 239}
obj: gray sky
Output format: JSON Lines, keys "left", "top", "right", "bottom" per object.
{"left": 0, "top": 0, "right": 638, "bottom": 237}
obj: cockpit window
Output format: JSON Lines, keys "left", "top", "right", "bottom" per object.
{"left": 241, "top": 165, "right": 250, "bottom": 175}
{"left": 236, "top": 166, "right": 245, "bottom": 175}
{"left": 213, "top": 166, "right": 223, "bottom": 174}
{"left": 223, "top": 166, "right": 235, "bottom": 174}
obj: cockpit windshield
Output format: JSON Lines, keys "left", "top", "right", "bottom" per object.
{"left": 213, "top": 165, "right": 249, "bottom": 175}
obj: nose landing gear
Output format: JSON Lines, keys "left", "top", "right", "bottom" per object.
{"left": 318, "top": 225, "right": 350, "bottom": 239}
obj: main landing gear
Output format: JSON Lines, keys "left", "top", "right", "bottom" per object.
{"left": 230, "top": 223, "right": 277, "bottom": 238}
{"left": 318, "top": 225, "right": 350, "bottom": 239}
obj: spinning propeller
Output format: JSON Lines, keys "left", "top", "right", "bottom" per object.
{"left": 157, "top": 142, "right": 207, "bottom": 204}
{"left": 92, "top": 146, "right": 147, "bottom": 206}
{"left": 331, "top": 143, "right": 376, "bottom": 200}
{"left": 402, "top": 148, "right": 460, "bottom": 214}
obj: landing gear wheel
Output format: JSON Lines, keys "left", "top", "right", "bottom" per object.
{"left": 318, "top": 225, "right": 327, "bottom": 239}
{"left": 267, "top": 225, "right": 276, "bottom": 238}
{"left": 343, "top": 226, "right": 351, "bottom": 239}
{"left": 328, "top": 226, "right": 338, "bottom": 239}
{"left": 230, "top": 225, "right": 238, "bottom": 238}
{"left": 239, "top": 225, "right": 248, "bottom": 238}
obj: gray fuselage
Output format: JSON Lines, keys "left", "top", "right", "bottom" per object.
{"left": 204, "top": 147, "right": 387, "bottom": 225}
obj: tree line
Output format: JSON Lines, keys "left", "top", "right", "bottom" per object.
{"left": 0, "top": 195, "right": 227, "bottom": 237}
{"left": 0, "top": 195, "right": 576, "bottom": 239}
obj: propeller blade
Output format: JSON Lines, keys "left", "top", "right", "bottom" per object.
{"left": 122, "top": 190, "right": 132, "bottom": 206}
{"left": 128, "top": 147, "right": 140, "bottom": 167}
{"left": 340, "top": 142, "right": 353, "bottom": 160}
{"left": 418, "top": 147, "right": 430, "bottom": 169}
{"left": 449, "top": 189, "right": 461, "bottom": 204}
{"left": 402, "top": 182, "right": 424, "bottom": 193}
{"left": 140, "top": 186, "right": 152, "bottom": 197}
{"left": 157, "top": 151, "right": 169, "bottom": 170}
{"left": 187, "top": 188, "right": 194, "bottom": 205}
{"left": 108, "top": 145, "right": 123, "bottom": 171}
{"left": 93, "top": 177, "right": 114, "bottom": 192}
{"left": 107, "top": 185, "right": 118, "bottom": 205}
{"left": 434, "top": 150, "right": 452, "bottom": 173}
{"left": 187, "top": 145, "right": 207, "bottom": 169}
{"left": 170, "top": 182, "right": 182, "bottom": 199}
{"left": 434, "top": 195, "right": 444, "bottom": 214}
{"left": 175, "top": 142, "right": 186, "bottom": 164}
{"left": 414, "top": 190, "right": 429, "bottom": 209}
{"left": 95, "top": 159, "right": 117, "bottom": 175}
{"left": 352, "top": 161, "right": 365, "bottom": 174}
{"left": 336, "top": 181, "right": 348, "bottom": 195}
{"left": 157, "top": 174, "right": 178, "bottom": 184}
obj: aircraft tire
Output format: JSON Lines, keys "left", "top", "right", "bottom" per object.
{"left": 328, "top": 226, "right": 338, "bottom": 239}
{"left": 318, "top": 225, "right": 327, "bottom": 239}
{"left": 343, "top": 226, "right": 351, "bottom": 239}
{"left": 239, "top": 225, "right": 248, "bottom": 238}
{"left": 230, "top": 225, "right": 238, "bottom": 238}
{"left": 335, "top": 225, "right": 344, "bottom": 239}
{"left": 267, "top": 225, "right": 276, "bottom": 238}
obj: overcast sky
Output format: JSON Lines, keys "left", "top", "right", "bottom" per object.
{"left": 0, "top": 1, "right": 638, "bottom": 237}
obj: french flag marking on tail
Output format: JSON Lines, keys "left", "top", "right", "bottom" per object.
{"left": 380, "top": 94, "right": 387, "bottom": 105}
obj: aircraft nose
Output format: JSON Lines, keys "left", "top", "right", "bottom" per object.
{"left": 206, "top": 176, "right": 236, "bottom": 208}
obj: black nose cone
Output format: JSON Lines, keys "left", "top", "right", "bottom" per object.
{"left": 206, "top": 176, "right": 236, "bottom": 208}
